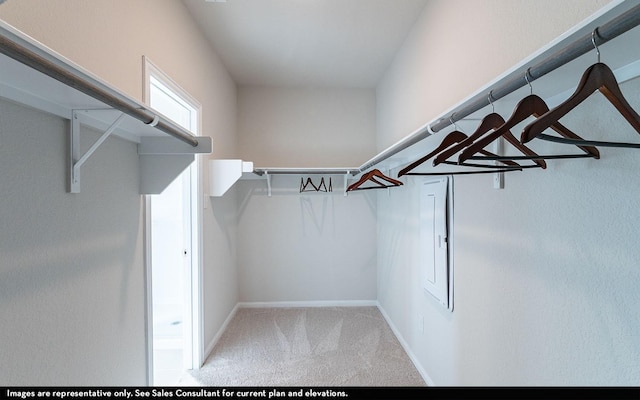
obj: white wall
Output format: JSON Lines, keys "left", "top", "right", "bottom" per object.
{"left": 236, "top": 87, "right": 378, "bottom": 303}
{"left": 376, "top": 0, "right": 613, "bottom": 151}
{"left": 0, "top": 0, "right": 238, "bottom": 384}
{"left": 376, "top": 0, "right": 640, "bottom": 385}
{"left": 0, "top": 98, "right": 145, "bottom": 385}
{"left": 238, "top": 87, "right": 376, "bottom": 168}
{"left": 236, "top": 177, "right": 377, "bottom": 303}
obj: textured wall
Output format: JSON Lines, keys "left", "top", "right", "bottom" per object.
{"left": 376, "top": 0, "right": 613, "bottom": 151}
{"left": 0, "top": 98, "right": 145, "bottom": 385}
{"left": 376, "top": 0, "right": 640, "bottom": 385}
{"left": 235, "top": 86, "right": 378, "bottom": 303}
{"left": 0, "top": 0, "right": 237, "bottom": 159}
{"left": 235, "top": 87, "right": 378, "bottom": 304}
{"left": 0, "top": 0, "right": 239, "bottom": 383}
{"left": 238, "top": 87, "right": 377, "bottom": 168}
{"left": 236, "top": 176, "right": 377, "bottom": 303}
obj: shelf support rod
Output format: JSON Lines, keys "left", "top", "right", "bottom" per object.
{"left": 70, "top": 110, "right": 126, "bottom": 193}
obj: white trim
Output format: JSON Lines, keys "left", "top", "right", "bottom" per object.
{"left": 376, "top": 303, "right": 435, "bottom": 386}
{"left": 143, "top": 56, "right": 204, "bottom": 374}
{"left": 143, "top": 196, "right": 154, "bottom": 386}
{"left": 203, "top": 304, "right": 241, "bottom": 361}
{"left": 142, "top": 56, "right": 202, "bottom": 135}
{"left": 447, "top": 175, "right": 455, "bottom": 313}
{"left": 192, "top": 155, "right": 204, "bottom": 369}
{"left": 237, "top": 300, "right": 379, "bottom": 309}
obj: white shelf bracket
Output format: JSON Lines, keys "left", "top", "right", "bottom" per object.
{"left": 70, "top": 110, "right": 126, "bottom": 193}
{"left": 265, "top": 171, "right": 272, "bottom": 197}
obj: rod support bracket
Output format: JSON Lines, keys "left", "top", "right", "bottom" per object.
{"left": 70, "top": 109, "right": 126, "bottom": 193}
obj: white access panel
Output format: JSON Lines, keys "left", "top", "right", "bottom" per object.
{"left": 420, "top": 177, "right": 452, "bottom": 310}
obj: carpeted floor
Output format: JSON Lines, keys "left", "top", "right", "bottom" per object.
{"left": 186, "top": 306, "right": 426, "bottom": 387}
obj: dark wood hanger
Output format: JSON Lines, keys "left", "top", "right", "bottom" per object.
{"left": 300, "top": 177, "right": 317, "bottom": 192}
{"left": 458, "top": 94, "right": 600, "bottom": 163}
{"left": 433, "top": 112, "right": 547, "bottom": 169}
{"left": 398, "top": 129, "right": 522, "bottom": 177}
{"left": 432, "top": 113, "right": 505, "bottom": 167}
{"left": 347, "top": 169, "right": 403, "bottom": 192}
{"left": 522, "top": 62, "right": 640, "bottom": 148}
{"left": 300, "top": 177, "right": 332, "bottom": 193}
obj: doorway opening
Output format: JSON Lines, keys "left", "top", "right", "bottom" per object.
{"left": 149, "top": 165, "right": 199, "bottom": 385}
{"left": 144, "top": 57, "right": 202, "bottom": 385}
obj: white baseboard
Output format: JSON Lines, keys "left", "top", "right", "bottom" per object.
{"left": 376, "top": 303, "right": 436, "bottom": 386}
{"left": 237, "top": 300, "right": 378, "bottom": 308}
{"left": 203, "top": 303, "right": 240, "bottom": 362}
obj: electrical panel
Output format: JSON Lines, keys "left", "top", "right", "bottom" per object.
{"left": 420, "top": 177, "right": 453, "bottom": 311}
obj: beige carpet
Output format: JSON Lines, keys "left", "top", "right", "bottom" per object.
{"left": 187, "top": 306, "right": 426, "bottom": 387}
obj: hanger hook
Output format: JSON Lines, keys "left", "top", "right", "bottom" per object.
{"left": 488, "top": 90, "right": 495, "bottom": 113}
{"left": 591, "top": 27, "right": 601, "bottom": 63}
{"left": 524, "top": 68, "right": 533, "bottom": 95}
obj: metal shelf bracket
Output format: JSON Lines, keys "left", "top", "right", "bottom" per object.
{"left": 70, "top": 109, "right": 126, "bottom": 193}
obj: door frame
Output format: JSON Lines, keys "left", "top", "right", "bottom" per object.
{"left": 142, "top": 56, "right": 204, "bottom": 384}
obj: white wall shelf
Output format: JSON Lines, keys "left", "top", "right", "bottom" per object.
{"left": 0, "top": 20, "right": 212, "bottom": 194}
{"left": 209, "top": 159, "right": 255, "bottom": 197}
{"left": 209, "top": 164, "right": 361, "bottom": 197}
{"left": 252, "top": 167, "right": 361, "bottom": 197}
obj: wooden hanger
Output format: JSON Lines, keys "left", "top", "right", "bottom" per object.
{"left": 347, "top": 169, "right": 403, "bottom": 192}
{"left": 432, "top": 112, "right": 504, "bottom": 167}
{"left": 300, "top": 177, "right": 317, "bottom": 192}
{"left": 300, "top": 177, "right": 332, "bottom": 193}
{"left": 522, "top": 31, "right": 640, "bottom": 148}
{"left": 458, "top": 93, "right": 600, "bottom": 164}
{"left": 398, "top": 129, "right": 522, "bottom": 177}
{"left": 433, "top": 110, "right": 546, "bottom": 170}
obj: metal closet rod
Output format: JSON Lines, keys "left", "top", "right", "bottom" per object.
{"left": 429, "top": 3, "right": 640, "bottom": 133}
{"left": 358, "top": 3, "right": 640, "bottom": 173}
{"left": 0, "top": 28, "right": 198, "bottom": 147}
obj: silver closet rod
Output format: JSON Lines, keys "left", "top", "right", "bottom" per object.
{"left": 359, "top": 3, "right": 640, "bottom": 172}
{"left": 430, "top": 2, "right": 640, "bottom": 133}
{"left": 0, "top": 25, "right": 199, "bottom": 147}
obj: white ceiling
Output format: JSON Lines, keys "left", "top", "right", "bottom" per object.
{"left": 181, "top": 0, "right": 429, "bottom": 88}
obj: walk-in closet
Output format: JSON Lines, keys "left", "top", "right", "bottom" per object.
{"left": 0, "top": 0, "right": 639, "bottom": 388}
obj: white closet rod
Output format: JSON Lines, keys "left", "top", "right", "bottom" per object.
{"left": 358, "top": 2, "right": 640, "bottom": 172}
{"left": 0, "top": 21, "right": 199, "bottom": 147}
